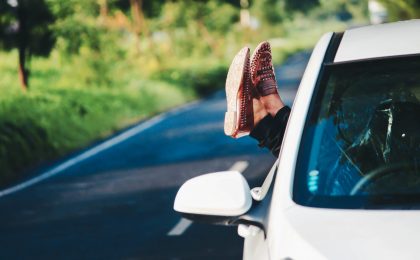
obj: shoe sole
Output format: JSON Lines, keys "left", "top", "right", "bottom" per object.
{"left": 224, "top": 47, "right": 250, "bottom": 137}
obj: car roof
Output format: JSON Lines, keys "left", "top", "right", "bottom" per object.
{"left": 334, "top": 19, "right": 420, "bottom": 62}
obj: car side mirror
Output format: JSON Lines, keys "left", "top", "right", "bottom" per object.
{"left": 174, "top": 171, "right": 252, "bottom": 222}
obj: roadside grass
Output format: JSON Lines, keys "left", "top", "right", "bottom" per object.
{"left": 0, "top": 18, "right": 351, "bottom": 188}
{"left": 0, "top": 51, "right": 193, "bottom": 187}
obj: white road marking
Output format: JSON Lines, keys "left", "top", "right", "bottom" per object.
{"left": 168, "top": 160, "right": 250, "bottom": 236}
{"left": 0, "top": 101, "right": 200, "bottom": 198}
{"left": 229, "top": 160, "right": 249, "bottom": 173}
{"left": 167, "top": 218, "right": 193, "bottom": 236}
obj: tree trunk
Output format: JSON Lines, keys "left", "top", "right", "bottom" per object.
{"left": 99, "top": 0, "right": 108, "bottom": 23}
{"left": 130, "top": 0, "right": 145, "bottom": 35}
{"left": 240, "top": 0, "right": 250, "bottom": 27}
{"left": 130, "top": 0, "right": 150, "bottom": 54}
{"left": 18, "top": 46, "right": 28, "bottom": 90}
{"left": 17, "top": 1, "right": 28, "bottom": 90}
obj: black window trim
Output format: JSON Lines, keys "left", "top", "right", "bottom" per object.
{"left": 327, "top": 52, "right": 420, "bottom": 68}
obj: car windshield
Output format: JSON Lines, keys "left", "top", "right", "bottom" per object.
{"left": 293, "top": 55, "right": 420, "bottom": 209}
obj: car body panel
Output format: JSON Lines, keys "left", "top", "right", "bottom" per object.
{"left": 264, "top": 32, "right": 334, "bottom": 260}
{"left": 335, "top": 19, "right": 420, "bottom": 62}
{"left": 282, "top": 206, "right": 420, "bottom": 260}
{"left": 264, "top": 21, "right": 420, "bottom": 260}
{"left": 242, "top": 226, "right": 269, "bottom": 260}
{"left": 175, "top": 21, "right": 420, "bottom": 260}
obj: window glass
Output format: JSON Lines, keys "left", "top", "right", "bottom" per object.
{"left": 293, "top": 56, "right": 420, "bottom": 209}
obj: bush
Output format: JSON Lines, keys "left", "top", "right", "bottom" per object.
{"left": 0, "top": 0, "right": 358, "bottom": 187}
{"left": 0, "top": 119, "right": 54, "bottom": 185}
{"left": 0, "top": 80, "right": 191, "bottom": 187}
{"left": 153, "top": 63, "right": 228, "bottom": 97}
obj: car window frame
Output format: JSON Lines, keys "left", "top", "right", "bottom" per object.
{"left": 292, "top": 53, "right": 420, "bottom": 209}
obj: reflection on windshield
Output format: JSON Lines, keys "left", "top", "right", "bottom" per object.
{"left": 294, "top": 56, "right": 420, "bottom": 209}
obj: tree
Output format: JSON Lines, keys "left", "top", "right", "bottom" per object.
{"left": 378, "top": 0, "right": 420, "bottom": 20}
{"left": 284, "top": 0, "right": 320, "bottom": 13}
{"left": 0, "top": 0, "right": 55, "bottom": 90}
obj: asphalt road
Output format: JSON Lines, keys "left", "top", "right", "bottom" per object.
{"left": 0, "top": 51, "right": 310, "bottom": 260}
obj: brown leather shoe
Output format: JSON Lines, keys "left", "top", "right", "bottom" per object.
{"left": 250, "top": 41, "right": 278, "bottom": 96}
{"left": 224, "top": 47, "right": 254, "bottom": 138}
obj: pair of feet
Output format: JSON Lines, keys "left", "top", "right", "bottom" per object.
{"left": 224, "top": 41, "right": 285, "bottom": 138}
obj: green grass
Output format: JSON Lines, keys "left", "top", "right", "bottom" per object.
{"left": 0, "top": 51, "right": 194, "bottom": 187}
{"left": 0, "top": 17, "right": 352, "bottom": 188}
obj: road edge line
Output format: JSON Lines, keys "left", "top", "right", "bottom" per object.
{"left": 0, "top": 100, "right": 201, "bottom": 198}
{"left": 167, "top": 218, "right": 193, "bottom": 236}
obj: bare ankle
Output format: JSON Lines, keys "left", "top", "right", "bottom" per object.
{"left": 253, "top": 98, "right": 268, "bottom": 125}
{"left": 261, "top": 94, "right": 285, "bottom": 117}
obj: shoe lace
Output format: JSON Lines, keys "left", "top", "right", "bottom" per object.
{"left": 256, "top": 51, "right": 275, "bottom": 82}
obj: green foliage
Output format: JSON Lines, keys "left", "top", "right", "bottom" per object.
{"left": 47, "top": 0, "right": 103, "bottom": 54}
{"left": 378, "top": 0, "right": 420, "bottom": 20}
{"left": 0, "top": 0, "right": 56, "bottom": 88}
{"left": 0, "top": 0, "right": 368, "bottom": 186}
{"left": 0, "top": 51, "right": 192, "bottom": 187}
{"left": 154, "top": 63, "right": 228, "bottom": 97}
{"left": 251, "top": 0, "right": 286, "bottom": 24}
{"left": 284, "top": 0, "right": 320, "bottom": 13}
{"left": 0, "top": 0, "right": 55, "bottom": 55}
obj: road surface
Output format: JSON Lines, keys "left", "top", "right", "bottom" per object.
{"left": 0, "top": 51, "right": 310, "bottom": 260}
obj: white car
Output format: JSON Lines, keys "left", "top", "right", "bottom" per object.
{"left": 174, "top": 20, "right": 420, "bottom": 260}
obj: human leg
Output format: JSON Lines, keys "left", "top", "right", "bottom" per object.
{"left": 250, "top": 106, "right": 290, "bottom": 156}
{"left": 250, "top": 41, "right": 286, "bottom": 117}
{"left": 224, "top": 42, "right": 291, "bottom": 156}
{"left": 224, "top": 47, "right": 269, "bottom": 138}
